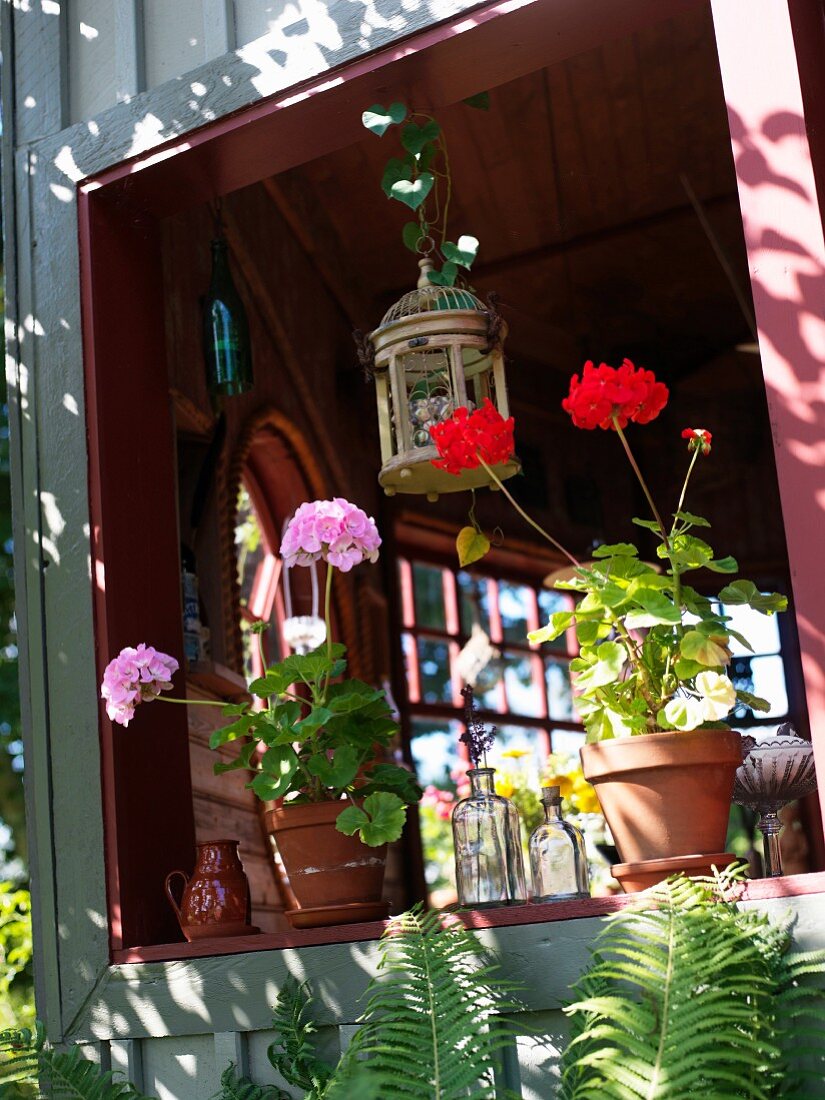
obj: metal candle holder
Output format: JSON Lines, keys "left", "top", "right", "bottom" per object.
{"left": 733, "top": 724, "right": 817, "bottom": 877}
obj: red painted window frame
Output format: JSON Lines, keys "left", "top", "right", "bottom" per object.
{"left": 75, "top": 0, "right": 825, "bottom": 960}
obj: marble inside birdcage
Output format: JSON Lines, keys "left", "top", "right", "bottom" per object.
{"left": 406, "top": 348, "right": 456, "bottom": 448}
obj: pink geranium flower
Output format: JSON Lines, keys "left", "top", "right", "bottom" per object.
{"left": 281, "top": 498, "right": 381, "bottom": 573}
{"left": 101, "top": 643, "right": 178, "bottom": 726}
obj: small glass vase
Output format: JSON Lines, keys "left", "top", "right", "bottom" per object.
{"left": 451, "top": 767, "right": 527, "bottom": 908}
{"left": 529, "top": 786, "right": 590, "bottom": 902}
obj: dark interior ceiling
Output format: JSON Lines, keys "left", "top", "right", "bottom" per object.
{"left": 268, "top": 5, "right": 754, "bottom": 389}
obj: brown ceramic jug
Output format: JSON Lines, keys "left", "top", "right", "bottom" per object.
{"left": 165, "top": 839, "right": 257, "bottom": 941}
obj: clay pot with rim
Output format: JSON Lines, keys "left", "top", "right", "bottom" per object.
{"left": 265, "top": 800, "right": 389, "bottom": 928}
{"left": 580, "top": 728, "right": 743, "bottom": 891}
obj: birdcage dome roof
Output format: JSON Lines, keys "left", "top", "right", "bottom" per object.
{"left": 379, "top": 283, "right": 487, "bottom": 327}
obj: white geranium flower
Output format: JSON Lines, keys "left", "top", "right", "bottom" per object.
{"left": 664, "top": 696, "right": 705, "bottom": 732}
{"left": 696, "top": 670, "right": 736, "bottom": 721}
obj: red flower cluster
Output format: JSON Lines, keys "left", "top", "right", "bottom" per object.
{"left": 561, "top": 359, "right": 669, "bottom": 431}
{"left": 430, "top": 398, "right": 515, "bottom": 475}
{"left": 682, "top": 427, "right": 712, "bottom": 455}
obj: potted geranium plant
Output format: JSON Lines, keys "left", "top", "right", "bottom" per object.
{"left": 428, "top": 360, "right": 786, "bottom": 889}
{"left": 101, "top": 498, "right": 421, "bottom": 927}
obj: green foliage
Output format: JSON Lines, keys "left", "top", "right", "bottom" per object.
{"left": 269, "top": 908, "right": 519, "bottom": 1099}
{"left": 0, "top": 886, "right": 33, "bottom": 1031}
{"left": 560, "top": 872, "right": 825, "bottom": 1099}
{"left": 211, "top": 643, "right": 421, "bottom": 846}
{"left": 210, "top": 1065, "right": 288, "bottom": 1100}
{"left": 0, "top": 1026, "right": 151, "bottom": 1099}
{"left": 362, "top": 99, "right": 487, "bottom": 286}
{"left": 529, "top": 504, "right": 787, "bottom": 741}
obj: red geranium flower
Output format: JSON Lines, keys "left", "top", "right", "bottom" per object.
{"left": 430, "top": 398, "right": 515, "bottom": 475}
{"left": 682, "top": 427, "right": 712, "bottom": 455}
{"left": 562, "top": 359, "right": 669, "bottom": 431}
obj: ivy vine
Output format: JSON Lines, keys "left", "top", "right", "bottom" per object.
{"left": 361, "top": 94, "right": 489, "bottom": 286}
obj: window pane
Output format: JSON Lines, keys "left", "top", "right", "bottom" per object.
{"left": 730, "top": 654, "right": 788, "bottom": 720}
{"left": 536, "top": 589, "right": 571, "bottom": 653}
{"left": 498, "top": 581, "right": 531, "bottom": 642}
{"left": 722, "top": 603, "right": 781, "bottom": 657}
{"left": 491, "top": 724, "right": 546, "bottom": 772}
{"left": 413, "top": 563, "right": 447, "bottom": 631}
{"left": 475, "top": 660, "right": 504, "bottom": 712}
{"left": 418, "top": 637, "right": 452, "bottom": 704}
{"left": 546, "top": 659, "right": 575, "bottom": 719}
{"left": 549, "top": 727, "right": 586, "bottom": 756}
{"left": 410, "top": 717, "right": 463, "bottom": 786}
{"left": 457, "top": 571, "right": 490, "bottom": 636}
{"left": 502, "top": 651, "right": 543, "bottom": 717}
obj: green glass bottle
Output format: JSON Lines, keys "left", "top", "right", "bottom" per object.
{"left": 202, "top": 238, "right": 253, "bottom": 397}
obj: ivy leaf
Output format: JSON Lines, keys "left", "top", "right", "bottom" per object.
{"left": 463, "top": 91, "right": 490, "bottom": 110}
{"left": 718, "top": 579, "right": 788, "bottom": 615}
{"left": 390, "top": 171, "right": 434, "bottom": 210}
{"left": 362, "top": 101, "right": 407, "bottom": 136}
{"left": 335, "top": 792, "right": 407, "bottom": 846}
{"left": 528, "top": 610, "right": 575, "bottom": 645}
{"left": 401, "top": 120, "right": 440, "bottom": 155}
{"left": 591, "top": 542, "right": 639, "bottom": 559}
{"left": 456, "top": 525, "right": 490, "bottom": 567}
{"left": 402, "top": 221, "right": 427, "bottom": 253}
{"left": 381, "top": 156, "right": 413, "bottom": 198}
{"left": 674, "top": 510, "right": 711, "bottom": 528}
{"left": 307, "top": 746, "right": 360, "bottom": 789}
{"left": 572, "top": 641, "right": 626, "bottom": 691}
{"left": 680, "top": 630, "right": 729, "bottom": 667}
{"left": 427, "top": 261, "right": 459, "bottom": 287}
{"left": 442, "top": 235, "right": 479, "bottom": 269}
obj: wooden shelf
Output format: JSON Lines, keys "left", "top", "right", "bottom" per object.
{"left": 110, "top": 871, "right": 825, "bottom": 965}
{"left": 187, "top": 660, "right": 249, "bottom": 702}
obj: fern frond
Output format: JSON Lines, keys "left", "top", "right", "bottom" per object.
{"left": 266, "top": 976, "right": 333, "bottom": 1098}
{"left": 338, "top": 905, "right": 521, "bottom": 1100}
{"left": 39, "top": 1045, "right": 151, "bottom": 1099}
{"left": 0, "top": 1025, "right": 42, "bottom": 1084}
{"left": 560, "top": 873, "right": 825, "bottom": 1100}
{"left": 210, "top": 1064, "right": 289, "bottom": 1100}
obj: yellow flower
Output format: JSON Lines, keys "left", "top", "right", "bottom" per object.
{"left": 501, "top": 747, "right": 532, "bottom": 760}
{"left": 494, "top": 773, "right": 516, "bottom": 799}
{"left": 544, "top": 773, "right": 574, "bottom": 800}
{"left": 571, "top": 778, "right": 601, "bottom": 815}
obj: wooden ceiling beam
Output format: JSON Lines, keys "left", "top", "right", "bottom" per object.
{"left": 261, "top": 175, "right": 376, "bottom": 331}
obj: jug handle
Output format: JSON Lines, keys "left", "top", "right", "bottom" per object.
{"left": 164, "top": 870, "right": 189, "bottom": 924}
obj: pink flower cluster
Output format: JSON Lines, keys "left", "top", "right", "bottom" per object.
{"left": 421, "top": 784, "right": 455, "bottom": 821}
{"left": 100, "top": 644, "right": 179, "bottom": 727}
{"left": 281, "top": 498, "right": 381, "bottom": 573}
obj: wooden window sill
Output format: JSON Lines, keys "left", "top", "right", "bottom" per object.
{"left": 111, "top": 871, "right": 825, "bottom": 964}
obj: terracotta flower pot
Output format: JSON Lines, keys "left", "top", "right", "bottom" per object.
{"left": 265, "top": 800, "right": 389, "bottom": 928}
{"left": 580, "top": 729, "right": 743, "bottom": 878}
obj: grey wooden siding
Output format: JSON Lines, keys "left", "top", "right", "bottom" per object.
{"left": 63, "top": 0, "right": 482, "bottom": 125}
{"left": 64, "top": 894, "right": 825, "bottom": 1099}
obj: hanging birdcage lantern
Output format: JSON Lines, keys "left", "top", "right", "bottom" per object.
{"left": 359, "top": 258, "right": 519, "bottom": 501}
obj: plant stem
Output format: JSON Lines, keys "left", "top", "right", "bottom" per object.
{"left": 612, "top": 420, "right": 671, "bottom": 553}
{"left": 324, "top": 563, "right": 334, "bottom": 662}
{"left": 675, "top": 447, "right": 700, "bottom": 517}
{"left": 478, "top": 458, "right": 581, "bottom": 568}
{"left": 156, "top": 696, "right": 228, "bottom": 708}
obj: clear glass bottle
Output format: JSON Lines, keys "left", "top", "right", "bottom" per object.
{"left": 529, "top": 785, "right": 590, "bottom": 902}
{"left": 452, "top": 767, "right": 527, "bottom": 908}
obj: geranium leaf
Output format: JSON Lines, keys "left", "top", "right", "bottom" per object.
{"left": 307, "top": 745, "right": 360, "bottom": 789}
{"left": 680, "top": 630, "right": 729, "bottom": 668}
{"left": 456, "top": 525, "right": 490, "bottom": 567}
{"left": 718, "top": 579, "right": 788, "bottom": 615}
{"left": 591, "top": 542, "right": 639, "bottom": 559}
{"left": 706, "top": 555, "right": 738, "bottom": 573}
{"left": 249, "top": 745, "right": 299, "bottom": 801}
{"left": 390, "top": 171, "right": 434, "bottom": 210}
{"left": 336, "top": 792, "right": 406, "bottom": 846}
{"left": 529, "top": 610, "right": 575, "bottom": 645}
{"left": 674, "top": 509, "right": 711, "bottom": 528}
{"left": 442, "top": 235, "right": 479, "bottom": 269}
{"left": 573, "top": 641, "right": 626, "bottom": 691}
{"left": 362, "top": 101, "right": 408, "bottom": 136}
